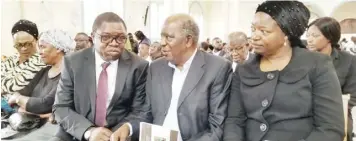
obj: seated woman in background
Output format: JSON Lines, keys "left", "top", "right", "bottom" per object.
{"left": 1, "top": 19, "right": 46, "bottom": 94}
{"left": 224, "top": 1, "right": 344, "bottom": 141}
{"left": 128, "top": 33, "right": 139, "bottom": 54}
{"left": 307, "top": 17, "right": 356, "bottom": 141}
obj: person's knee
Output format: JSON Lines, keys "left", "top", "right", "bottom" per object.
{"left": 48, "top": 136, "right": 65, "bottom": 141}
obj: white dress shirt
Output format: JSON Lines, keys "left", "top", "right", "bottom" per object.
{"left": 232, "top": 62, "right": 238, "bottom": 72}
{"left": 94, "top": 50, "right": 118, "bottom": 108}
{"left": 163, "top": 49, "right": 197, "bottom": 141}
{"left": 145, "top": 56, "right": 152, "bottom": 64}
{"left": 213, "top": 50, "right": 221, "bottom": 56}
{"left": 232, "top": 51, "right": 252, "bottom": 72}
{"left": 90, "top": 50, "right": 132, "bottom": 137}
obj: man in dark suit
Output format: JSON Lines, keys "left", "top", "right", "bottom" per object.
{"left": 227, "top": 31, "right": 251, "bottom": 72}
{"left": 143, "top": 14, "right": 232, "bottom": 141}
{"left": 212, "top": 37, "right": 226, "bottom": 57}
{"left": 52, "top": 12, "right": 149, "bottom": 141}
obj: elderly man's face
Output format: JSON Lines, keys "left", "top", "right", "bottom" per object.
{"left": 138, "top": 43, "right": 150, "bottom": 57}
{"left": 149, "top": 43, "right": 160, "bottom": 56}
{"left": 212, "top": 38, "right": 223, "bottom": 50}
{"left": 160, "top": 22, "right": 187, "bottom": 64}
{"left": 229, "top": 40, "right": 248, "bottom": 63}
{"left": 74, "top": 34, "right": 90, "bottom": 50}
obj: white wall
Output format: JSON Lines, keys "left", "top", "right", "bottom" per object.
{"left": 1, "top": 0, "right": 354, "bottom": 56}
{"left": 123, "top": 0, "right": 150, "bottom": 34}
{"left": 1, "top": 0, "right": 22, "bottom": 55}
{"left": 1, "top": 0, "right": 83, "bottom": 55}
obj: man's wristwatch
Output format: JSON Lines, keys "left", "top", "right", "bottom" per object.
{"left": 84, "top": 127, "right": 94, "bottom": 140}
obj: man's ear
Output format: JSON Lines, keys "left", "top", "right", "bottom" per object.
{"left": 186, "top": 35, "right": 193, "bottom": 48}
{"left": 91, "top": 32, "right": 94, "bottom": 38}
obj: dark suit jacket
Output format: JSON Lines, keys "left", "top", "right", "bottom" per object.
{"left": 144, "top": 50, "right": 232, "bottom": 141}
{"left": 224, "top": 47, "right": 345, "bottom": 141}
{"left": 53, "top": 48, "right": 150, "bottom": 141}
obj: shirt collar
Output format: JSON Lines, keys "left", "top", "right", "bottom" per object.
{"left": 168, "top": 48, "right": 198, "bottom": 71}
{"left": 246, "top": 52, "right": 250, "bottom": 60}
{"left": 94, "top": 49, "right": 119, "bottom": 67}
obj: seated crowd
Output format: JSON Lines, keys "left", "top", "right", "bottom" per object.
{"left": 1, "top": 1, "right": 356, "bottom": 141}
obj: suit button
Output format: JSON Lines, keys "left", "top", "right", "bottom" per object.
{"left": 260, "top": 123, "right": 267, "bottom": 132}
{"left": 262, "top": 99, "right": 268, "bottom": 107}
{"left": 164, "top": 111, "right": 167, "bottom": 116}
{"left": 267, "top": 73, "right": 274, "bottom": 80}
{"left": 179, "top": 113, "right": 183, "bottom": 116}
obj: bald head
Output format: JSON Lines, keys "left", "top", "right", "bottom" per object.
{"left": 228, "top": 32, "right": 248, "bottom": 45}
{"left": 164, "top": 13, "right": 200, "bottom": 45}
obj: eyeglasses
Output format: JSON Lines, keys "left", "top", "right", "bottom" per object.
{"left": 74, "top": 39, "right": 89, "bottom": 42}
{"left": 14, "top": 40, "right": 34, "bottom": 49}
{"left": 95, "top": 33, "right": 127, "bottom": 44}
{"left": 229, "top": 45, "right": 247, "bottom": 53}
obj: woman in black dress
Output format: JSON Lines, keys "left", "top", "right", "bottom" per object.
{"left": 307, "top": 17, "right": 356, "bottom": 141}
{"left": 224, "top": 1, "right": 344, "bottom": 141}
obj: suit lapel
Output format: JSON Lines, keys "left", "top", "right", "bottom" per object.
{"left": 84, "top": 49, "right": 97, "bottom": 121}
{"left": 177, "top": 51, "right": 205, "bottom": 108}
{"left": 160, "top": 61, "right": 174, "bottom": 110}
{"left": 107, "top": 50, "right": 131, "bottom": 115}
{"left": 219, "top": 50, "right": 225, "bottom": 57}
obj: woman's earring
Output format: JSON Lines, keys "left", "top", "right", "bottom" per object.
{"left": 284, "top": 41, "right": 287, "bottom": 46}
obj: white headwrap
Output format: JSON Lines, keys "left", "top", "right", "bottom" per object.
{"left": 39, "top": 29, "right": 75, "bottom": 53}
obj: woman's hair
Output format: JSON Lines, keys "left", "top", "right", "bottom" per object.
{"left": 256, "top": 1, "right": 310, "bottom": 48}
{"left": 200, "top": 42, "right": 209, "bottom": 51}
{"left": 134, "top": 30, "right": 147, "bottom": 41}
{"left": 128, "top": 33, "right": 136, "bottom": 43}
{"left": 308, "top": 17, "right": 341, "bottom": 49}
{"left": 208, "top": 44, "right": 214, "bottom": 50}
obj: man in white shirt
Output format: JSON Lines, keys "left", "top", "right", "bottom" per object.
{"left": 136, "top": 14, "right": 232, "bottom": 141}
{"left": 139, "top": 42, "right": 152, "bottom": 63}
{"left": 52, "top": 12, "right": 149, "bottom": 141}
{"left": 228, "top": 32, "right": 250, "bottom": 72}
{"left": 212, "top": 37, "right": 226, "bottom": 57}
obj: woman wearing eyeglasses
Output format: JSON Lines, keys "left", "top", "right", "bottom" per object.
{"left": 1, "top": 19, "right": 46, "bottom": 95}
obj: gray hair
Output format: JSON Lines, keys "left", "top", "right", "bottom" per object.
{"left": 228, "top": 32, "right": 248, "bottom": 45}
{"left": 166, "top": 14, "right": 200, "bottom": 45}
{"left": 151, "top": 41, "right": 161, "bottom": 48}
{"left": 181, "top": 19, "right": 200, "bottom": 45}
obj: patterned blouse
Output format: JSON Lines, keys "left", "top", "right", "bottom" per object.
{"left": 1, "top": 54, "right": 46, "bottom": 93}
